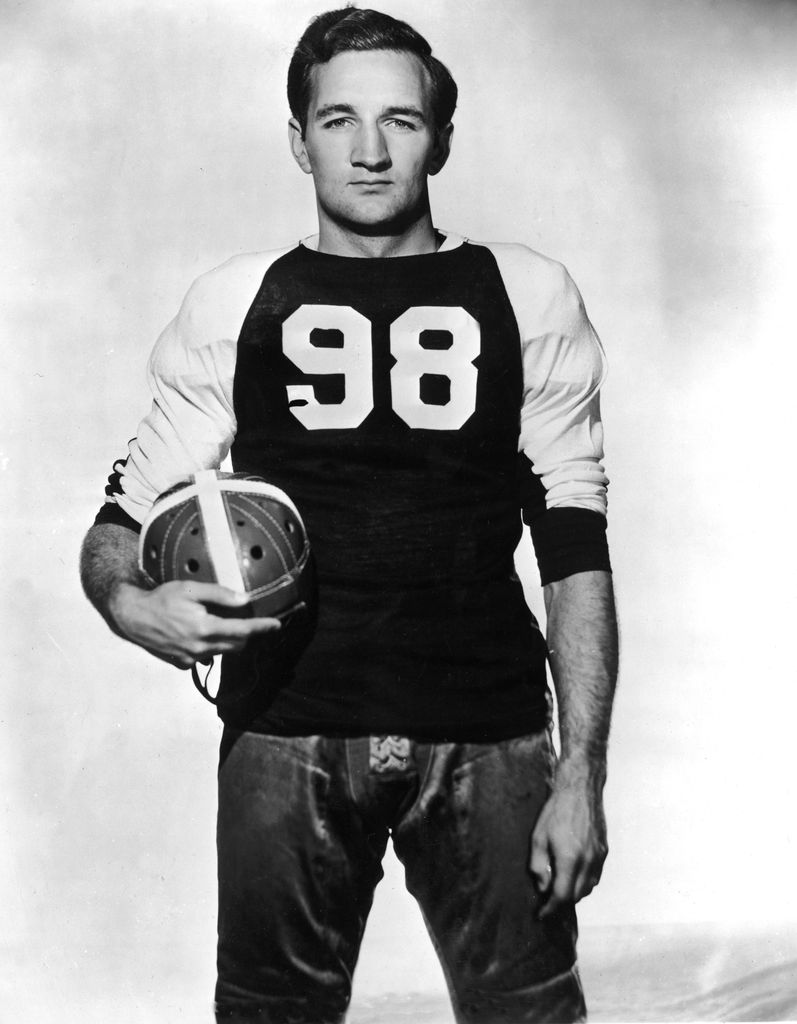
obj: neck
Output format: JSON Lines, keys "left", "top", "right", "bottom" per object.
{"left": 316, "top": 209, "right": 440, "bottom": 258}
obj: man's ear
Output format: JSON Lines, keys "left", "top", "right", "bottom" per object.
{"left": 429, "top": 122, "right": 454, "bottom": 176}
{"left": 289, "top": 118, "right": 313, "bottom": 174}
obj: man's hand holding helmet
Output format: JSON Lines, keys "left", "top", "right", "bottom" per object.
{"left": 109, "top": 470, "right": 315, "bottom": 679}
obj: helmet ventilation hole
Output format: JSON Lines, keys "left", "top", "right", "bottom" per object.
{"left": 286, "top": 521, "right": 295, "bottom": 533}
{"left": 250, "top": 545, "right": 263, "bottom": 560}
{"left": 186, "top": 558, "right": 200, "bottom": 573}
{"left": 149, "top": 546, "right": 158, "bottom": 559}
{"left": 190, "top": 526, "right": 199, "bottom": 536}
{"left": 236, "top": 520, "right": 245, "bottom": 527}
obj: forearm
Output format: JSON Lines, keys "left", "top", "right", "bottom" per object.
{"left": 528, "top": 570, "right": 617, "bottom": 911}
{"left": 80, "top": 523, "right": 151, "bottom": 636}
{"left": 80, "top": 521, "right": 280, "bottom": 665}
{"left": 544, "top": 569, "right": 618, "bottom": 780}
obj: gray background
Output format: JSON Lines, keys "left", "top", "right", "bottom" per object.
{"left": 3, "top": 0, "right": 796, "bottom": 1018}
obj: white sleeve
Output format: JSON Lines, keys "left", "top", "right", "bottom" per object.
{"left": 487, "top": 242, "right": 609, "bottom": 516}
{"left": 106, "top": 247, "right": 290, "bottom": 525}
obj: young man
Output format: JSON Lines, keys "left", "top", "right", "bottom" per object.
{"left": 81, "top": 8, "right": 618, "bottom": 1023}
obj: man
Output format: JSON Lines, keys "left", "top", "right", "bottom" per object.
{"left": 81, "top": 8, "right": 618, "bottom": 1023}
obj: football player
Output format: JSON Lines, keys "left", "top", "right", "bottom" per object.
{"left": 80, "top": 8, "right": 618, "bottom": 1023}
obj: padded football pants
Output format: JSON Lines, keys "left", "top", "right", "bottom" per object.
{"left": 215, "top": 729, "right": 586, "bottom": 1023}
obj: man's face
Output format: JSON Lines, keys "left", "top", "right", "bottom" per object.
{"left": 290, "top": 49, "right": 452, "bottom": 236}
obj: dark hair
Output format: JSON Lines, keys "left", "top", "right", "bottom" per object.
{"left": 287, "top": 7, "right": 458, "bottom": 135}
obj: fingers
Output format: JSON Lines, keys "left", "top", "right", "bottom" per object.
{"left": 531, "top": 815, "right": 607, "bottom": 919}
{"left": 529, "top": 786, "right": 608, "bottom": 919}
{"left": 149, "top": 649, "right": 194, "bottom": 670}
{"left": 537, "top": 855, "right": 578, "bottom": 919}
{"left": 537, "top": 853, "right": 606, "bottom": 919}
{"left": 174, "top": 616, "right": 282, "bottom": 666}
{"left": 205, "top": 615, "right": 283, "bottom": 640}
{"left": 574, "top": 853, "right": 604, "bottom": 901}
{"left": 530, "top": 828, "right": 554, "bottom": 895}
{"left": 129, "top": 582, "right": 288, "bottom": 669}
{"left": 151, "top": 613, "right": 282, "bottom": 668}
{"left": 171, "top": 582, "right": 253, "bottom": 608}
{"left": 161, "top": 579, "right": 285, "bottom": 616}
{"left": 530, "top": 814, "right": 564, "bottom": 918}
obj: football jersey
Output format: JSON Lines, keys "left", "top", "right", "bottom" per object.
{"left": 98, "top": 232, "right": 610, "bottom": 741}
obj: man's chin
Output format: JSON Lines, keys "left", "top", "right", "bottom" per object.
{"left": 322, "top": 199, "right": 427, "bottom": 238}
{"left": 347, "top": 218, "right": 425, "bottom": 240}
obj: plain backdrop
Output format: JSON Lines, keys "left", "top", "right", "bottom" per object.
{"left": 3, "top": 0, "right": 797, "bottom": 1019}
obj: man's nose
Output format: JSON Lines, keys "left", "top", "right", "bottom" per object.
{"left": 351, "top": 124, "right": 391, "bottom": 170}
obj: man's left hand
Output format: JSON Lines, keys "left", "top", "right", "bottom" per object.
{"left": 529, "top": 765, "right": 608, "bottom": 919}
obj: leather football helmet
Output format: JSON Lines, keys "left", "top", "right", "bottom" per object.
{"left": 138, "top": 470, "right": 315, "bottom": 703}
{"left": 139, "top": 469, "right": 313, "bottom": 621}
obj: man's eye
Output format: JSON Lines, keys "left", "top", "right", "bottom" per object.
{"left": 323, "top": 118, "right": 351, "bottom": 129}
{"left": 387, "top": 119, "right": 416, "bottom": 130}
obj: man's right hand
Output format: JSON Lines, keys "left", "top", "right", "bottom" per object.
{"left": 109, "top": 580, "right": 282, "bottom": 668}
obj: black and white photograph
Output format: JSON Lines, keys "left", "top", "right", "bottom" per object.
{"left": 3, "top": 1, "right": 796, "bottom": 1020}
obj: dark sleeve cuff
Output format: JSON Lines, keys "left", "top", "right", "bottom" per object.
{"left": 526, "top": 506, "right": 611, "bottom": 585}
{"left": 93, "top": 501, "right": 142, "bottom": 534}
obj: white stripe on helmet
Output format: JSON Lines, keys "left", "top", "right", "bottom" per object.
{"left": 193, "top": 469, "right": 246, "bottom": 593}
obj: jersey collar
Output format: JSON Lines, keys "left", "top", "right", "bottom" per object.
{"left": 299, "top": 230, "right": 465, "bottom": 255}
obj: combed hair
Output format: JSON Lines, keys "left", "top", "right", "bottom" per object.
{"left": 287, "top": 7, "right": 458, "bottom": 134}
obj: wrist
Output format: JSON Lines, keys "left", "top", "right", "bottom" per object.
{"left": 107, "top": 580, "right": 151, "bottom": 639}
{"left": 554, "top": 753, "right": 607, "bottom": 793}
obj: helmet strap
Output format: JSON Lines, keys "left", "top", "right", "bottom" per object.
{"left": 192, "top": 658, "right": 220, "bottom": 705}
